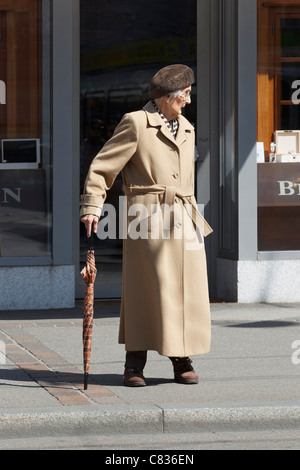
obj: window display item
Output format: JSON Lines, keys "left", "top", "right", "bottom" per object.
{"left": 275, "top": 130, "right": 300, "bottom": 154}
{"left": 1, "top": 139, "right": 40, "bottom": 169}
{"left": 274, "top": 131, "right": 300, "bottom": 162}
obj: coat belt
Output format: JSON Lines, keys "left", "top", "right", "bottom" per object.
{"left": 125, "top": 184, "right": 213, "bottom": 237}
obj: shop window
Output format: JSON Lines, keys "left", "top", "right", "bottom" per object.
{"left": 0, "top": 0, "right": 52, "bottom": 258}
{"left": 257, "top": 0, "right": 300, "bottom": 251}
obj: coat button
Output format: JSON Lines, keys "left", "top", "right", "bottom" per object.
{"left": 175, "top": 197, "right": 180, "bottom": 203}
{"left": 176, "top": 223, "right": 182, "bottom": 229}
{"left": 173, "top": 173, "right": 179, "bottom": 179}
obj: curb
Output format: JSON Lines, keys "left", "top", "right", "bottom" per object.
{"left": 163, "top": 404, "right": 300, "bottom": 433}
{"left": 1, "top": 403, "right": 300, "bottom": 438}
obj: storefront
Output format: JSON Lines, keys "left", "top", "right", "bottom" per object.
{"left": 225, "top": 0, "right": 300, "bottom": 301}
{"left": 0, "top": 0, "right": 78, "bottom": 309}
{"left": 0, "top": 0, "right": 299, "bottom": 310}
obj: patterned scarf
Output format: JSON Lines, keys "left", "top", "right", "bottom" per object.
{"left": 151, "top": 100, "right": 179, "bottom": 139}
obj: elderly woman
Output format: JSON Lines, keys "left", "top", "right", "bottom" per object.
{"left": 80, "top": 64, "right": 213, "bottom": 387}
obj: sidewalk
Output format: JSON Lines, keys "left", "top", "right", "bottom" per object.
{"left": 0, "top": 301, "right": 300, "bottom": 438}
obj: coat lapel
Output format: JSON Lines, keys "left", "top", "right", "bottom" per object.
{"left": 143, "top": 101, "right": 193, "bottom": 150}
{"left": 176, "top": 115, "right": 193, "bottom": 148}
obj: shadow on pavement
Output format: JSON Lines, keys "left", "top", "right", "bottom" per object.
{"left": 224, "top": 320, "right": 299, "bottom": 328}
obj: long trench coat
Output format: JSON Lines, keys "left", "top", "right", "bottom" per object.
{"left": 80, "top": 101, "right": 213, "bottom": 357}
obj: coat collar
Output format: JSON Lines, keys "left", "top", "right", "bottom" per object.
{"left": 143, "top": 101, "right": 194, "bottom": 149}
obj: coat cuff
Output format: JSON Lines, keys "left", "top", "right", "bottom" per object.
{"left": 80, "top": 194, "right": 103, "bottom": 219}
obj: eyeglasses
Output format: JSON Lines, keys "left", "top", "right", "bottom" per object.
{"left": 178, "top": 90, "right": 191, "bottom": 102}
{"left": 171, "top": 90, "right": 192, "bottom": 102}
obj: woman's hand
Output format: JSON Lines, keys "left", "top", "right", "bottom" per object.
{"left": 81, "top": 214, "right": 99, "bottom": 238}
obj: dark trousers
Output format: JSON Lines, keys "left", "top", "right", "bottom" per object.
{"left": 125, "top": 351, "right": 180, "bottom": 369}
{"left": 125, "top": 350, "right": 147, "bottom": 369}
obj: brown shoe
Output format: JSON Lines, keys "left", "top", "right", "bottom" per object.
{"left": 124, "top": 367, "right": 146, "bottom": 387}
{"left": 170, "top": 357, "right": 199, "bottom": 384}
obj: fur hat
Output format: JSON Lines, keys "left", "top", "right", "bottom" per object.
{"left": 149, "top": 64, "right": 195, "bottom": 99}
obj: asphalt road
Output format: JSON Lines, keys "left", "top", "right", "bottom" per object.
{"left": 1, "top": 428, "right": 300, "bottom": 450}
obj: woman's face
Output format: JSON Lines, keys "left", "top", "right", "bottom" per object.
{"left": 168, "top": 86, "right": 192, "bottom": 119}
{"left": 155, "top": 86, "right": 192, "bottom": 122}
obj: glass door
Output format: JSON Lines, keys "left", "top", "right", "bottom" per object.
{"left": 79, "top": 0, "right": 197, "bottom": 298}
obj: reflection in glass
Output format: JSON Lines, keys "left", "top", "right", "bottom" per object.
{"left": 0, "top": 0, "right": 52, "bottom": 258}
{"left": 281, "top": 105, "right": 300, "bottom": 130}
{"left": 281, "top": 18, "right": 300, "bottom": 58}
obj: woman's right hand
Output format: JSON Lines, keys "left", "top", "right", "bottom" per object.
{"left": 81, "top": 214, "right": 99, "bottom": 238}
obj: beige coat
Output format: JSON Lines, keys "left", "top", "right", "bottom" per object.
{"left": 80, "top": 101, "right": 212, "bottom": 357}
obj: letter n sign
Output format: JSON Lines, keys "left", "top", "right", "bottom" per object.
{"left": 0, "top": 80, "right": 6, "bottom": 104}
